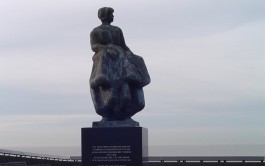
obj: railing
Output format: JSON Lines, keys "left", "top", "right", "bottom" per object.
{"left": 69, "top": 156, "right": 265, "bottom": 163}
{"left": 1, "top": 149, "right": 264, "bottom": 163}
{"left": 147, "top": 156, "right": 265, "bottom": 163}
{"left": 0, "top": 149, "right": 71, "bottom": 162}
{"left": 69, "top": 156, "right": 82, "bottom": 162}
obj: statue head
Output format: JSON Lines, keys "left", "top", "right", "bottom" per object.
{"left": 98, "top": 7, "right": 114, "bottom": 23}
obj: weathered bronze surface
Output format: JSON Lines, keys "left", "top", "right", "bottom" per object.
{"left": 89, "top": 7, "right": 150, "bottom": 127}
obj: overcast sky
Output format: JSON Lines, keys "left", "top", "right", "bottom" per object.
{"left": 0, "top": 0, "right": 265, "bottom": 156}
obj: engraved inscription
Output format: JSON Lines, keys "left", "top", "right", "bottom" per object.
{"left": 91, "top": 145, "right": 132, "bottom": 165}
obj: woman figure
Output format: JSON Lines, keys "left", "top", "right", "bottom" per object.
{"left": 90, "top": 7, "right": 150, "bottom": 125}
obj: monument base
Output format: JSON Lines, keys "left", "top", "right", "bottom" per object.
{"left": 92, "top": 118, "right": 140, "bottom": 127}
{"left": 82, "top": 127, "right": 148, "bottom": 166}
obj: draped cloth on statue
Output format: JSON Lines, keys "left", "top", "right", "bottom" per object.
{"left": 90, "top": 24, "right": 150, "bottom": 120}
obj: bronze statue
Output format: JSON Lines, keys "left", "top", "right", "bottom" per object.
{"left": 90, "top": 7, "right": 150, "bottom": 127}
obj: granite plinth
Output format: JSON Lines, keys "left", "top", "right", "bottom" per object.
{"left": 82, "top": 127, "right": 148, "bottom": 166}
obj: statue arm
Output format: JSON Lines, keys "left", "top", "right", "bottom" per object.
{"left": 90, "top": 29, "right": 108, "bottom": 53}
{"left": 90, "top": 27, "right": 132, "bottom": 55}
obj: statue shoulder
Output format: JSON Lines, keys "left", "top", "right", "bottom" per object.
{"left": 91, "top": 26, "right": 102, "bottom": 34}
{"left": 90, "top": 26, "right": 105, "bottom": 40}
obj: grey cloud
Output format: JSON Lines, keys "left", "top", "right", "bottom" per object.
{"left": 0, "top": 0, "right": 265, "bottom": 150}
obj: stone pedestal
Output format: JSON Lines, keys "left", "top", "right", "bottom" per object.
{"left": 81, "top": 127, "right": 148, "bottom": 166}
